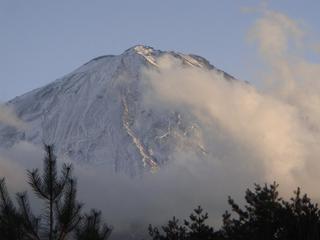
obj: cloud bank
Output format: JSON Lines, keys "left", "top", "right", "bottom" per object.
{"left": 0, "top": 104, "right": 25, "bottom": 129}
{"left": 142, "top": 9, "right": 320, "bottom": 197}
{"left": 0, "top": 8, "right": 319, "bottom": 239}
{"left": 0, "top": 105, "right": 29, "bottom": 192}
{"left": 79, "top": 9, "right": 320, "bottom": 237}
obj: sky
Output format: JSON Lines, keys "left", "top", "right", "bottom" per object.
{"left": 1, "top": 1, "right": 320, "bottom": 237}
{"left": 0, "top": 0, "right": 319, "bottom": 101}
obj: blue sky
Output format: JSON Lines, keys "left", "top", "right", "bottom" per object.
{"left": 0, "top": 0, "right": 319, "bottom": 101}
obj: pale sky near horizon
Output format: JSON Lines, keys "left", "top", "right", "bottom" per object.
{"left": 0, "top": 0, "right": 319, "bottom": 101}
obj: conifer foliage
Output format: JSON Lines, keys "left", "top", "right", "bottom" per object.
{"left": 149, "top": 206, "right": 222, "bottom": 240}
{"left": 3, "top": 145, "right": 320, "bottom": 240}
{"left": 0, "top": 178, "right": 26, "bottom": 240}
{"left": 75, "top": 209, "right": 112, "bottom": 240}
{"left": 0, "top": 145, "right": 111, "bottom": 240}
{"left": 222, "top": 183, "right": 320, "bottom": 240}
{"left": 149, "top": 183, "right": 320, "bottom": 240}
{"left": 149, "top": 216, "right": 187, "bottom": 240}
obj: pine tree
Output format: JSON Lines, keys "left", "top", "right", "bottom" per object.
{"left": 221, "top": 182, "right": 320, "bottom": 240}
{"left": 148, "top": 183, "right": 320, "bottom": 240}
{"left": 280, "top": 187, "right": 320, "bottom": 240}
{"left": 222, "top": 182, "right": 283, "bottom": 240}
{"left": 75, "top": 209, "right": 112, "bottom": 240}
{"left": 0, "top": 178, "right": 25, "bottom": 240}
{"left": 184, "top": 206, "right": 216, "bottom": 240}
{"left": 148, "top": 207, "right": 221, "bottom": 240}
{"left": 16, "top": 192, "right": 41, "bottom": 240}
{"left": 26, "top": 145, "right": 74, "bottom": 240}
{"left": 55, "top": 179, "right": 83, "bottom": 240}
{"left": 149, "top": 217, "right": 187, "bottom": 240}
{"left": 0, "top": 144, "right": 112, "bottom": 240}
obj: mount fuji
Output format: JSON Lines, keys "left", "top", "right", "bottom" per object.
{"left": 0, "top": 45, "right": 236, "bottom": 176}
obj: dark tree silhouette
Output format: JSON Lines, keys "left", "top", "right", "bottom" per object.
{"left": 16, "top": 192, "right": 41, "bottom": 240}
{"left": 0, "top": 144, "right": 111, "bottom": 240}
{"left": 4, "top": 144, "right": 320, "bottom": 240}
{"left": 27, "top": 145, "right": 73, "bottom": 240}
{"left": 222, "top": 182, "right": 284, "bottom": 240}
{"left": 222, "top": 183, "right": 320, "bottom": 240}
{"left": 149, "top": 206, "right": 222, "bottom": 240}
{"left": 280, "top": 187, "right": 320, "bottom": 240}
{"left": 148, "top": 183, "right": 320, "bottom": 240}
{"left": 0, "top": 178, "right": 26, "bottom": 240}
{"left": 149, "top": 216, "right": 187, "bottom": 240}
{"left": 184, "top": 206, "right": 216, "bottom": 240}
{"left": 75, "top": 209, "right": 112, "bottom": 240}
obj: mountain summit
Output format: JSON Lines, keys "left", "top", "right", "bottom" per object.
{"left": 0, "top": 46, "right": 235, "bottom": 175}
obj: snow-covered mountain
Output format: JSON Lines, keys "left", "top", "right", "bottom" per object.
{"left": 0, "top": 45, "right": 235, "bottom": 175}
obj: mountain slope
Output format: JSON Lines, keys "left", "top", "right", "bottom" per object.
{"left": 0, "top": 45, "right": 235, "bottom": 175}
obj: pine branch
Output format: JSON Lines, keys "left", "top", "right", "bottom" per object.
{"left": 16, "top": 192, "right": 41, "bottom": 240}
{"left": 56, "top": 179, "right": 83, "bottom": 240}
{"left": 54, "top": 163, "right": 72, "bottom": 200}
{"left": 27, "top": 169, "right": 48, "bottom": 200}
{"left": 0, "top": 178, "right": 15, "bottom": 211}
{"left": 76, "top": 209, "right": 112, "bottom": 240}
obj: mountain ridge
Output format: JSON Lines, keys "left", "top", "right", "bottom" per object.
{"left": 0, "top": 45, "right": 237, "bottom": 175}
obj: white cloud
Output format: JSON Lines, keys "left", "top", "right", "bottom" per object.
{"left": 141, "top": 9, "right": 320, "bottom": 197}
{"left": 0, "top": 7, "right": 319, "bottom": 239}
{"left": 0, "top": 104, "right": 25, "bottom": 129}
